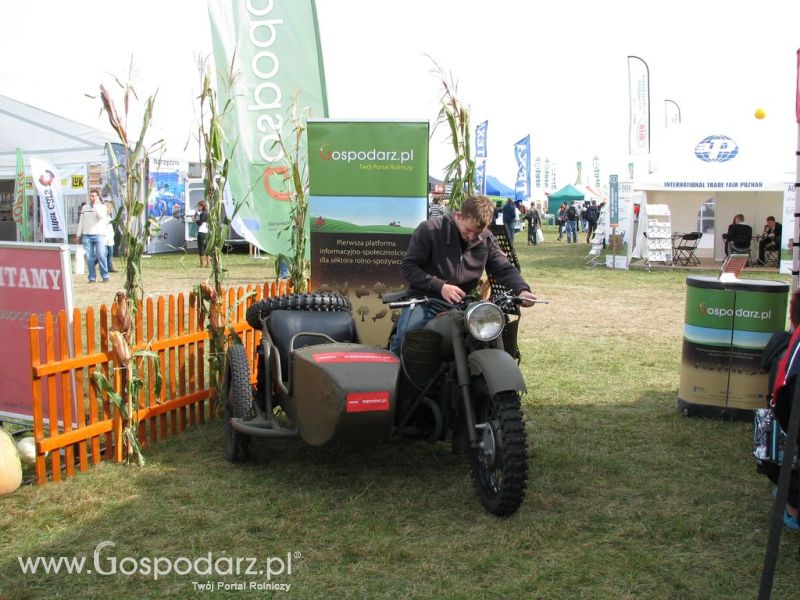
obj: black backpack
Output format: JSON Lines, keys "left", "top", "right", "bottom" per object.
{"left": 566, "top": 206, "right": 577, "bottom": 220}
{"left": 586, "top": 206, "right": 599, "bottom": 222}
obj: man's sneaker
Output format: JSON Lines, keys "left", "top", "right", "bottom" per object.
{"left": 784, "top": 510, "right": 800, "bottom": 531}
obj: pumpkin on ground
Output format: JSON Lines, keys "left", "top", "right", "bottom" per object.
{"left": 0, "top": 429, "right": 22, "bottom": 496}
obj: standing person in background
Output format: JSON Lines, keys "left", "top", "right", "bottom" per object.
{"left": 526, "top": 205, "right": 541, "bottom": 245}
{"left": 428, "top": 196, "right": 444, "bottom": 219}
{"left": 556, "top": 203, "right": 567, "bottom": 241}
{"left": 585, "top": 200, "right": 599, "bottom": 243}
{"left": 195, "top": 201, "right": 210, "bottom": 268}
{"left": 75, "top": 188, "right": 110, "bottom": 283}
{"left": 103, "top": 201, "right": 117, "bottom": 273}
{"left": 564, "top": 201, "right": 578, "bottom": 243}
{"left": 502, "top": 197, "right": 517, "bottom": 245}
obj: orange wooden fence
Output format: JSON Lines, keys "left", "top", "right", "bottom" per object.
{"left": 27, "top": 280, "right": 291, "bottom": 485}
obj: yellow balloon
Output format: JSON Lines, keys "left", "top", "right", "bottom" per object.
{"left": 754, "top": 108, "right": 766, "bottom": 119}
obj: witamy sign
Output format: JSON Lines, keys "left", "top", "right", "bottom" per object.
{"left": 0, "top": 242, "right": 74, "bottom": 421}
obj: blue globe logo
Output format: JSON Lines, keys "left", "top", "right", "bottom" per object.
{"left": 694, "top": 135, "right": 739, "bottom": 163}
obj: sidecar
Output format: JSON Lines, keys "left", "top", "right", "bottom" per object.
{"left": 223, "top": 295, "right": 400, "bottom": 461}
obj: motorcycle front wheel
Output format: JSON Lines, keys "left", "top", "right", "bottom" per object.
{"left": 469, "top": 377, "right": 528, "bottom": 517}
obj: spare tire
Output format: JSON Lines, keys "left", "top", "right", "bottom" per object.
{"left": 246, "top": 292, "right": 352, "bottom": 330}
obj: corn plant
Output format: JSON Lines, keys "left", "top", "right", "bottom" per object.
{"left": 272, "top": 93, "right": 311, "bottom": 293}
{"left": 194, "top": 55, "right": 246, "bottom": 405}
{"left": 92, "top": 61, "right": 163, "bottom": 465}
{"left": 430, "top": 58, "right": 475, "bottom": 211}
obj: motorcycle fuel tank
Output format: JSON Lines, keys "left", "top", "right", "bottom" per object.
{"left": 290, "top": 343, "right": 399, "bottom": 446}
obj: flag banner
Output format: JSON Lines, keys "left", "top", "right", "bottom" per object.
{"left": 627, "top": 55, "right": 650, "bottom": 156}
{"left": 628, "top": 162, "right": 635, "bottom": 180}
{"left": 13, "top": 148, "right": 29, "bottom": 241}
{"left": 534, "top": 157, "right": 541, "bottom": 189}
{"left": 208, "top": 0, "right": 329, "bottom": 254}
{"left": 30, "top": 157, "right": 67, "bottom": 240}
{"left": 544, "top": 158, "right": 550, "bottom": 189}
{"left": 575, "top": 161, "right": 582, "bottom": 185}
{"left": 592, "top": 156, "right": 600, "bottom": 188}
{"left": 551, "top": 163, "right": 557, "bottom": 189}
{"left": 665, "top": 99, "right": 681, "bottom": 129}
{"left": 475, "top": 160, "right": 486, "bottom": 195}
{"left": 609, "top": 174, "right": 619, "bottom": 227}
{"left": 307, "top": 120, "right": 428, "bottom": 345}
{"left": 795, "top": 49, "right": 799, "bottom": 123}
{"left": 514, "top": 135, "right": 530, "bottom": 200}
{"left": 475, "top": 120, "right": 488, "bottom": 158}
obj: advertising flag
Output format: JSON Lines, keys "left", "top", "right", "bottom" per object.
{"left": 575, "top": 161, "right": 582, "bottom": 185}
{"left": 544, "top": 158, "right": 550, "bottom": 189}
{"left": 475, "top": 120, "right": 488, "bottom": 158}
{"left": 592, "top": 156, "right": 600, "bottom": 188}
{"left": 208, "top": 0, "right": 329, "bottom": 255}
{"left": 796, "top": 48, "right": 799, "bottom": 123}
{"left": 534, "top": 157, "right": 541, "bottom": 189}
{"left": 627, "top": 56, "right": 650, "bottom": 156}
{"left": 13, "top": 148, "right": 29, "bottom": 241}
{"left": 474, "top": 160, "right": 486, "bottom": 195}
{"left": 609, "top": 174, "right": 619, "bottom": 227}
{"left": 514, "top": 135, "right": 530, "bottom": 200}
{"left": 29, "top": 157, "right": 67, "bottom": 240}
{"left": 665, "top": 99, "right": 681, "bottom": 129}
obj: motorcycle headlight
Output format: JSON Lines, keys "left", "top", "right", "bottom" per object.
{"left": 465, "top": 301, "right": 505, "bottom": 342}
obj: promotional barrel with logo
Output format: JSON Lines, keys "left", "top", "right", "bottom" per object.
{"left": 678, "top": 276, "right": 789, "bottom": 416}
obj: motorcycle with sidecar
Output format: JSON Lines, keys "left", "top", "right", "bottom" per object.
{"left": 223, "top": 291, "right": 531, "bottom": 517}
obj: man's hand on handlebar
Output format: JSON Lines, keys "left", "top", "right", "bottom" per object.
{"left": 440, "top": 283, "right": 466, "bottom": 304}
{"left": 517, "top": 290, "right": 537, "bottom": 307}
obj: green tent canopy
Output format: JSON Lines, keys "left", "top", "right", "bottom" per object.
{"left": 547, "top": 184, "right": 584, "bottom": 215}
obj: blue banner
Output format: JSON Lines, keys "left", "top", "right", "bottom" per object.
{"left": 514, "top": 135, "right": 530, "bottom": 200}
{"left": 474, "top": 160, "right": 486, "bottom": 195}
{"left": 475, "top": 120, "right": 488, "bottom": 158}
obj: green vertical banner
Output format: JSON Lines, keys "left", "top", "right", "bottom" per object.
{"left": 13, "top": 148, "right": 29, "bottom": 241}
{"left": 307, "top": 120, "right": 429, "bottom": 345}
{"left": 207, "top": 0, "right": 328, "bottom": 255}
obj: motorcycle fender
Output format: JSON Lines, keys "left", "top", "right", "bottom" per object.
{"left": 467, "top": 348, "right": 527, "bottom": 396}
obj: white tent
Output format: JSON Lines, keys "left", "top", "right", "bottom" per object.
{"left": 0, "top": 94, "right": 115, "bottom": 177}
{"left": 634, "top": 122, "right": 794, "bottom": 260}
{"left": 0, "top": 94, "right": 117, "bottom": 240}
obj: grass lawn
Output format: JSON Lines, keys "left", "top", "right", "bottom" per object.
{"left": 1, "top": 226, "right": 798, "bottom": 599}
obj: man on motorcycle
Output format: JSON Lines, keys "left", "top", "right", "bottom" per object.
{"left": 390, "top": 195, "right": 537, "bottom": 355}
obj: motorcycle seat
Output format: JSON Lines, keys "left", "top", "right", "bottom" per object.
{"left": 268, "top": 310, "right": 359, "bottom": 382}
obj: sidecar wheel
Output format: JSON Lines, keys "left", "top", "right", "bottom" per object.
{"left": 224, "top": 344, "right": 253, "bottom": 463}
{"left": 246, "top": 292, "right": 352, "bottom": 330}
{"left": 469, "top": 379, "right": 528, "bottom": 517}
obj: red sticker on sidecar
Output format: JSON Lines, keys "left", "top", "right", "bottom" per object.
{"left": 346, "top": 392, "right": 391, "bottom": 413}
{"left": 313, "top": 352, "right": 399, "bottom": 364}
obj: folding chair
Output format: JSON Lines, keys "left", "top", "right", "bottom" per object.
{"left": 673, "top": 232, "right": 702, "bottom": 266}
{"left": 763, "top": 245, "right": 780, "bottom": 267}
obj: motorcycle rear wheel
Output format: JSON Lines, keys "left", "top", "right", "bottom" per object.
{"left": 224, "top": 344, "right": 253, "bottom": 463}
{"left": 469, "top": 377, "right": 528, "bottom": 517}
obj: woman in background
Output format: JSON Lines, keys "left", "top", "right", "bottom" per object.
{"left": 104, "top": 201, "right": 117, "bottom": 273}
{"left": 195, "top": 201, "right": 209, "bottom": 268}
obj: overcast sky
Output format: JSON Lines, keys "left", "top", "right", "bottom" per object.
{"left": 1, "top": 0, "right": 798, "bottom": 186}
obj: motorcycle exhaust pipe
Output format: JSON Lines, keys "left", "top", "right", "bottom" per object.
{"left": 230, "top": 418, "right": 299, "bottom": 438}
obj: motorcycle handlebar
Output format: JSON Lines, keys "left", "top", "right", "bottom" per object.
{"left": 388, "top": 294, "right": 548, "bottom": 310}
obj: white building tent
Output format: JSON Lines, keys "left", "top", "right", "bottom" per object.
{"left": 0, "top": 94, "right": 115, "bottom": 177}
{"left": 634, "top": 122, "right": 794, "bottom": 260}
{"left": 0, "top": 94, "right": 117, "bottom": 240}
